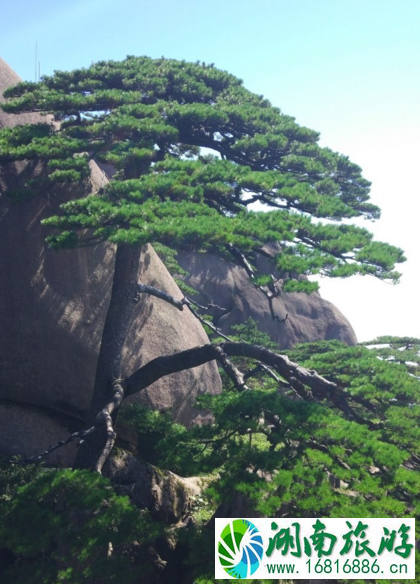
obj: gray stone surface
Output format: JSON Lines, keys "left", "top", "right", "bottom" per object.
{"left": 103, "top": 450, "right": 204, "bottom": 523}
{"left": 0, "top": 57, "right": 221, "bottom": 464}
{"left": 176, "top": 245, "right": 357, "bottom": 348}
{"left": 0, "top": 56, "right": 355, "bottom": 468}
{"left": 126, "top": 245, "right": 221, "bottom": 423}
{"left": 0, "top": 402, "right": 78, "bottom": 466}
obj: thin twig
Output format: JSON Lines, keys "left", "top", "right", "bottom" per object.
{"left": 10, "top": 426, "right": 95, "bottom": 465}
{"left": 183, "top": 298, "right": 232, "bottom": 341}
{"left": 136, "top": 283, "right": 185, "bottom": 311}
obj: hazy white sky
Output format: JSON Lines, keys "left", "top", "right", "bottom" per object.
{"left": 1, "top": 0, "right": 419, "bottom": 341}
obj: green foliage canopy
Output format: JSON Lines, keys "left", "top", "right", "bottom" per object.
{"left": 0, "top": 56, "right": 405, "bottom": 289}
{"left": 119, "top": 330, "right": 420, "bottom": 582}
{"left": 0, "top": 57, "right": 415, "bottom": 582}
{"left": 126, "top": 333, "right": 420, "bottom": 517}
{"left": 1, "top": 333, "right": 419, "bottom": 583}
{"left": 0, "top": 465, "right": 162, "bottom": 583}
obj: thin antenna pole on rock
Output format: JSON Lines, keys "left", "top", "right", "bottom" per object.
{"left": 35, "top": 41, "right": 37, "bottom": 82}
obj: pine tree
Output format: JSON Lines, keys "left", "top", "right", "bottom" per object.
{"left": 0, "top": 56, "right": 405, "bottom": 471}
{"left": 1, "top": 334, "right": 419, "bottom": 583}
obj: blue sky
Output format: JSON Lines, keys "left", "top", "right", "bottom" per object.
{"left": 1, "top": 0, "right": 419, "bottom": 341}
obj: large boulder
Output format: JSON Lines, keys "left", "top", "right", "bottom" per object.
{"left": 0, "top": 56, "right": 356, "bottom": 467}
{"left": 0, "top": 57, "right": 221, "bottom": 465}
{"left": 176, "top": 245, "right": 357, "bottom": 348}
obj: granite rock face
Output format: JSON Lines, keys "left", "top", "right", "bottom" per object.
{"left": 0, "top": 57, "right": 221, "bottom": 465}
{"left": 0, "top": 57, "right": 356, "bottom": 467}
{"left": 176, "top": 245, "right": 357, "bottom": 348}
{"left": 103, "top": 450, "right": 205, "bottom": 524}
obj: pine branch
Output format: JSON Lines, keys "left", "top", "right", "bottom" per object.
{"left": 185, "top": 296, "right": 228, "bottom": 315}
{"left": 10, "top": 426, "right": 95, "bottom": 465}
{"left": 225, "top": 244, "right": 287, "bottom": 322}
{"left": 226, "top": 243, "right": 255, "bottom": 277}
{"left": 136, "top": 283, "right": 186, "bottom": 311}
{"left": 212, "top": 345, "right": 249, "bottom": 391}
{"left": 134, "top": 284, "right": 232, "bottom": 340}
{"left": 183, "top": 298, "right": 232, "bottom": 341}
{"left": 11, "top": 379, "right": 125, "bottom": 471}
{"left": 243, "top": 362, "right": 282, "bottom": 384}
{"left": 124, "top": 341, "right": 381, "bottom": 429}
{"left": 92, "top": 378, "right": 125, "bottom": 474}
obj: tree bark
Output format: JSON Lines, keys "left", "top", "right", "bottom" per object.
{"left": 74, "top": 244, "right": 141, "bottom": 471}
{"left": 72, "top": 250, "right": 378, "bottom": 472}
{"left": 124, "top": 342, "right": 379, "bottom": 429}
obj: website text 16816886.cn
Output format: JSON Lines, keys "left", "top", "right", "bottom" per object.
{"left": 215, "top": 518, "right": 415, "bottom": 580}
{"left": 266, "top": 557, "right": 409, "bottom": 577}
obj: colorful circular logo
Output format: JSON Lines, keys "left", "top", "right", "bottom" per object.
{"left": 218, "top": 519, "right": 263, "bottom": 579}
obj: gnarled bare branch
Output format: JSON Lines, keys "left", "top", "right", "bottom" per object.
{"left": 183, "top": 298, "right": 232, "bottom": 341}
{"left": 124, "top": 341, "right": 381, "bottom": 430}
{"left": 136, "top": 283, "right": 186, "bottom": 311}
{"left": 10, "top": 425, "right": 95, "bottom": 465}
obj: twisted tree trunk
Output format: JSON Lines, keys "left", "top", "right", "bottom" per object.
{"left": 74, "top": 244, "right": 141, "bottom": 471}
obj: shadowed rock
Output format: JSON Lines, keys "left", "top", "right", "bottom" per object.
{"left": 103, "top": 450, "right": 205, "bottom": 524}
{"left": 176, "top": 244, "right": 357, "bottom": 348}
{"left": 0, "top": 57, "right": 221, "bottom": 465}
{"left": 0, "top": 57, "right": 355, "bottom": 468}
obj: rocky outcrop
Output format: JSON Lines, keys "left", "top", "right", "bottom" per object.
{"left": 0, "top": 57, "right": 221, "bottom": 465}
{"left": 0, "top": 56, "right": 356, "bottom": 467}
{"left": 176, "top": 245, "right": 357, "bottom": 348}
{"left": 103, "top": 450, "right": 205, "bottom": 524}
